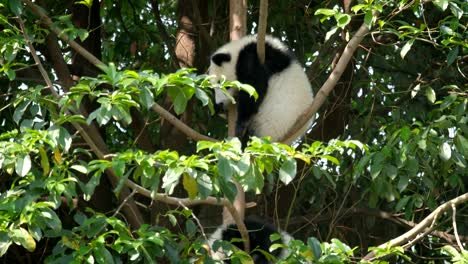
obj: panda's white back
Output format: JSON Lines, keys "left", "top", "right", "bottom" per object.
{"left": 209, "top": 35, "right": 315, "bottom": 144}
{"left": 251, "top": 61, "right": 314, "bottom": 143}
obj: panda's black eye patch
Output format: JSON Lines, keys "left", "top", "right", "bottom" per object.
{"left": 211, "top": 53, "right": 231, "bottom": 66}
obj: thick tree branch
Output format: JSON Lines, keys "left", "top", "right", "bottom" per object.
{"left": 45, "top": 34, "right": 75, "bottom": 89}
{"left": 363, "top": 192, "right": 468, "bottom": 260}
{"left": 256, "top": 0, "right": 268, "bottom": 64}
{"left": 151, "top": 104, "right": 216, "bottom": 142}
{"left": 222, "top": 0, "right": 249, "bottom": 253}
{"left": 280, "top": 17, "right": 372, "bottom": 144}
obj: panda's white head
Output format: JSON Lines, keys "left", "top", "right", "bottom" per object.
{"left": 209, "top": 35, "right": 256, "bottom": 82}
{"left": 209, "top": 35, "right": 290, "bottom": 82}
{"left": 209, "top": 35, "right": 291, "bottom": 105}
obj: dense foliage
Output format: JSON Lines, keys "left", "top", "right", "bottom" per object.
{"left": 0, "top": 0, "right": 467, "bottom": 263}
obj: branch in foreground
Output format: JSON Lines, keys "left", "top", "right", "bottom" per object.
{"left": 363, "top": 192, "right": 468, "bottom": 260}
{"left": 125, "top": 177, "right": 250, "bottom": 251}
{"left": 280, "top": 17, "right": 372, "bottom": 144}
{"left": 224, "top": 0, "right": 249, "bottom": 252}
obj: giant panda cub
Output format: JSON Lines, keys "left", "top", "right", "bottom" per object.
{"left": 208, "top": 218, "right": 293, "bottom": 263}
{"left": 209, "top": 35, "right": 315, "bottom": 144}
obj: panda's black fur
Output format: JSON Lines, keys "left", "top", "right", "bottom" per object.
{"left": 208, "top": 219, "right": 292, "bottom": 263}
{"left": 209, "top": 35, "right": 315, "bottom": 144}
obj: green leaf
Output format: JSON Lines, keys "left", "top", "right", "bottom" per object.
{"left": 455, "top": 134, "right": 468, "bottom": 157}
{"left": 307, "top": 237, "right": 322, "bottom": 260}
{"left": 396, "top": 195, "right": 411, "bottom": 211}
{"left": 351, "top": 4, "right": 368, "bottom": 14}
{"left": 38, "top": 147, "right": 50, "bottom": 176}
{"left": 162, "top": 167, "right": 184, "bottom": 194}
{"left": 400, "top": 126, "right": 411, "bottom": 141}
{"left": 218, "top": 177, "right": 237, "bottom": 203}
{"left": 196, "top": 173, "right": 212, "bottom": 199}
{"left": 335, "top": 14, "right": 351, "bottom": 29}
{"left": 370, "top": 152, "right": 385, "bottom": 179}
{"left": 425, "top": 87, "right": 436, "bottom": 103}
{"left": 279, "top": 157, "right": 296, "bottom": 185}
{"left": 15, "top": 154, "right": 31, "bottom": 177}
{"left": 70, "top": 164, "right": 88, "bottom": 174}
{"left": 314, "top": 8, "right": 337, "bottom": 17}
{"left": 194, "top": 88, "right": 210, "bottom": 106}
{"left": 185, "top": 219, "right": 197, "bottom": 236}
{"left": 173, "top": 89, "right": 188, "bottom": 115}
{"left": 440, "top": 94, "right": 457, "bottom": 110}
{"left": 94, "top": 245, "right": 115, "bottom": 264}
{"left": 5, "top": 68, "right": 16, "bottom": 80}
{"left": 400, "top": 39, "right": 414, "bottom": 59}
{"left": 449, "top": 2, "right": 462, "bottom": 18}
{"left": 183, "top": 174, "right": 198, "bottom": 199}
{"left": 411, "top": 83, "right": 421, "bottom": 98}
{"left": 139, "top": 86, "right": 154, "bottom": 110}
{"left": 0, "top": 232, "right": 12, "bottom": 257}
{"left": 405, "top": 157, "right": 419, "bottom": 175}
{"left": 397, "top": 174, "right": 409, "bottom": 192}
{"left": 385, "top": 164, "right": 397, "bottom": 180}
{"left": 13, "top": 101, "right": 30, "bottom": 125}
{"left": 433, "top": 0, "right": 449, "bottom": 10}
{"left": 364, "top": 10, "right": 374, "bottom": 29}
{"left": 75, "top": 0, "right": 93, "bottom": 8}
{"left": 8, "top": 0, "right": 22, "bottom": 15}
{"left": 112, "top": 159, "right": 126, "bottom": 177}
{"left": 40, "top": 208, "right": 62, "bottom": 230}
{"left": 446, "top": 47, "right": 459, "bottom": 66}
{"left": 439, "top": 142, "right": 451, "bottom": 161}
{"left": 11, "top": 228, "right": 35, "bottom": 252}
{"left": 218, "top": 156, "right": 233, "bottom": 179}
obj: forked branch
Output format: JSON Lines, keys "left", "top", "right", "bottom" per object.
{"left": 363, "top": 192, "right": 468, "bottom": 260}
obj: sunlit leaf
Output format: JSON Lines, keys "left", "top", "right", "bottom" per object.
{"left": 183, "top": 173, "right": 198, "bottom": 199}
{"left": 439, "top": 142, "right": 451, "bottom": 161}
{"left": 279, "top": 157, "right": 296, "bottom": 185}
{"left": 15, "top": 154, "right": 31, "bottom": 177}
{"left": 400, "top": 39, "right": 414, "bottom": 59}
{"left": 425, "top": 87, "right": 436, "bottom": 103}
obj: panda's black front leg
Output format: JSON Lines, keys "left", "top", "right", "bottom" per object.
{"left": 236, "top": 91, "right": 257, "bottom": 144}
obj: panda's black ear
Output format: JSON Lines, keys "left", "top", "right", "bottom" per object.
{"left": 211, "top": 53, "right": 231, "bottom": 66}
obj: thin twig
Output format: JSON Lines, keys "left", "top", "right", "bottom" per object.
{"left": 125, "top": 179, "right": 226, "bottom": 207}
{"left": 452, "top": 204, "right": 464, "bottom": 251}
{"left": 178, "top": 202, "right": 209, "bottom": 242}
{"left": 17, "top": 18, "right": 55, "bottom": 92}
